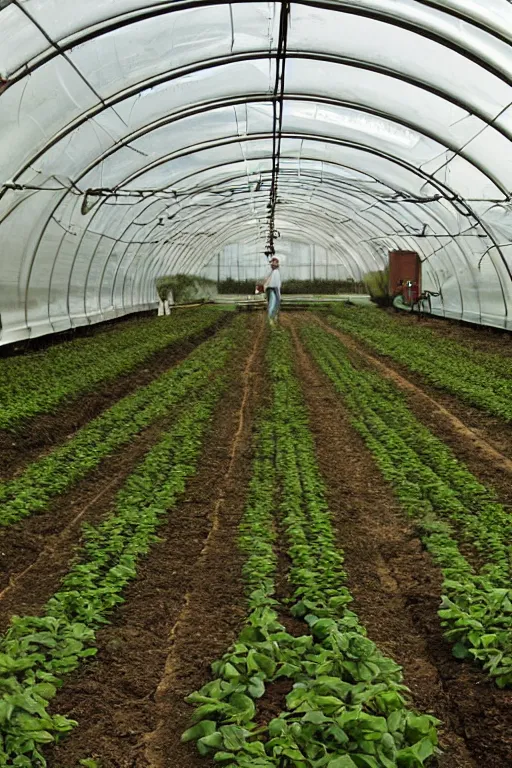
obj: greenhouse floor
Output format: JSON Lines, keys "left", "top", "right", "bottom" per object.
{"left": 0, "top": 308, "right": 510, "bottom": 768}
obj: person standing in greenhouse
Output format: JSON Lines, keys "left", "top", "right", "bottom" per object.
{"left": 264, "top": 257, "right": 282, "bottom": 326}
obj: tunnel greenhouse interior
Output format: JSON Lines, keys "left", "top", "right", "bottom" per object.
{"left": 1, "top": 0, "right": 512, "bottom": 343}
{"left": 2, "top": 4, "right": 512, "bottom": 766}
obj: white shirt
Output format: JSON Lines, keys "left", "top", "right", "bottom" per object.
{"left": 266, "top": 268, "right": 281, "bottom": 291}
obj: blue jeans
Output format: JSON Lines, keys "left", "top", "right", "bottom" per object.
{"left": 266, "top": 288, "right": 280, "bottom": 320}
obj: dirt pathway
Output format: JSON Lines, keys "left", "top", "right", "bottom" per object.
{"left": 46, "top": 315, "right": 267, "bottom": 768}
{"left": 284, "top": 315, "right": 512, "bottom": 768}
{"left": 141, "top": 316, "right": 267, "bottom": 768}
{"left": 0, "top": 316, "right": 229, "bottom": 481}
{"left": 313, "top": 314, "right": 512, "bottom": 505}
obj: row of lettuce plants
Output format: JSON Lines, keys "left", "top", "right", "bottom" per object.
{"left": 301, "top": 322, "right": 512, "bottom": 687}
{"left": 0, "top": 320, "right": 243, "bottom": 526}
{"left": 0, "top": 305, "right": 228, "bottom": 430}
{"left": 0, "top": 324, "right": 243, "bottom": 766}
{"left": 183, "top": 329, "right": 439, "bottom": 768}
{"left": 323, "top": 306, "right": 512, "bottom": 423}
{"left": 307, "top": 325, "right": 512, "bottom": 582}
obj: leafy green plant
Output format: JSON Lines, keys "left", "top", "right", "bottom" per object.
{"left": 0, "top": 305, "right": 227, "bottom": 430}
{"left": 302, "top": 322, "right": 512, "bottom": 687}
{"left": 323, "top": 305, "right": 512, "bottom": 422}
{"left": 183, "top": 330, "right": 439, "bottom": 767}
{"left": 0, "top": 320, "right": 242, "bottom": 526}
{"left": 0, "top": 324, "right": 248, "bottom": 765}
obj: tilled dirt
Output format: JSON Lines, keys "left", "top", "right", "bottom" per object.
{"left": 285, "top": 315, "right": 512, "bottom": 768}
{"left": 0, "top": 419, "right": 169, "bottom": 631}
{"left": 386, "top": 308, "right": 512, "bottom": 358}
{"left": 45, "top": 315, "right": 267, "bottom": 768}
{"left": 326, "top": 319, "right": 512, "bottom": 462}
{"left": 0, "top": 315, "right": 230, "bottom": 481}
{"left": 5, "top": 313, "right": 512, "bottom": 768}
{"left": 380, "top": 351, "right": 512, "bottom": 461}
{"left": 313, "top": 315, "right": 512, "bottom": 508}
{"left": 256, "top": 679, "right": 295, "bottom": 728}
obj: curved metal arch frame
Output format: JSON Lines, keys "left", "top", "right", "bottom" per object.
{"left": 411, "top": 0, "right": 512, "bottom": 41}
{"left": 3, "top": 0, "right": 512, "bottom": 334}
{"left": 140, "top": 191, "right": 443, "bottom": 301}
{"left": 43, "top": 127, "right": 496, "bottom": 318}
{"left": 7, "top": 0, "right": 512, "bottom": 89}
{"left": 5, "top": 49, "right": 512, "bottom": 203}
{"left": 22, "top": 103, "right": 506, "bottom": 330}
{"left": 112, "top": 169, "right": 398, "bottom": 300}
{"left": 60, "top": 158, "right": 433, "bottom": 316}
{"left": 148, "top": 196, "right": 375, "bottom": 268}
{"left": 99, "top": 159, "right": 489, "bottom": 320}
{"left": 59, "top": 92, "right": 508, "bottom": 199}
{"left": 140, "top": 210, "right": 379, "bottom": 299}
{"left": 142, "top": 206, "right": 418, "bottom": 301}
{"left": 112, "top": 163, "right": 495, "bottom": 320}
{"left": 139, "top": 192, "right": 386, "bottom": 288}
{"left": 107, "top": 134, "right": 486, "bottom": 202}
{"left": 133, "top": 167, "right": 461, "bottom": 296}
{"left": 65, "top": 173, "right": 378, "bottom": 320}
{"left": 26, "top": 139, "right": 453, "bottom": 293}
{"left": 3, "top": 45, "right": 508, "bottom": 322}
{"left": 122, "top": 169, "right": 426, "bottom": 249}
{"left": 62, "top": 126, "right": 511, "bottom": 300}
{"left": 116, "top": 186, "right": 385, "bottom": 302}
{"left": 154, "top": 180, "right": 412, "bottom": 262}
{"left": 58, "top": 154, "right": 409, "bottom": 322}
{"left": 112, "top": 171, "right": 416, "bottom": 308}
{"left": 108, "top": 129, "right": 512, "bottom": 296}
{"left": 145, "top": 216, "right": 367, "bottom": 299}
{"left": 26, "top": 125, "right": 446, "bottom": 319}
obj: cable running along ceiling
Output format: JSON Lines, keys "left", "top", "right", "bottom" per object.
{"left": 1, "top": 0, "right": 512, "bottom": 341}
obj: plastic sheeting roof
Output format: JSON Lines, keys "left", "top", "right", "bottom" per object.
{"left": 1, "top": 0, "right": 512, "bottom": 342}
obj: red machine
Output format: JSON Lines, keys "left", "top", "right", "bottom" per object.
{"left": 389, "top": 250, "right": 421, "bottom": 306}
{"left": 389, "top": 250, "right": 439, "bottom": 317}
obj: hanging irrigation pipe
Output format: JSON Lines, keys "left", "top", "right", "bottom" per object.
{"left": 266, "top": 1, "right": 290, "bottom": 262}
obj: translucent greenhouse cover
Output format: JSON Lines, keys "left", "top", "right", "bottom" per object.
{"left": 1, "top": 0, "right": 512, "bottom": 342}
